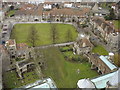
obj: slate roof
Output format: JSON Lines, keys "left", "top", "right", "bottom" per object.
{"left": 15, "top": 4, "right": 43, "bottom": 16}
{"left": 77, "top": 37, "right": 93, "bottom": 48}
{"left": 93, "top": 17, "right": 115, "bottom": 34}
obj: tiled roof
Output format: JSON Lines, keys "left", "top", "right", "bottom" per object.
{"left": 17, "top": 43, "right": 28, "bottom": 50}
{"left": 6, "top": 39, "right": 15, "bottom": 45}
{"left": 43, "top": 8, "right": 90, "bottom": 16}
{"left": 77, "top": 37, "right": 93, "bottom": 47}
{"left": 15, "top": 4, "right": 43, "bottom": 16}
{"left": 81, "top": 38, "right": 93, "bottom": 47}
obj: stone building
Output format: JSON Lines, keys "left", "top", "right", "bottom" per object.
{"left": 92, "top": 3, "right": 109, "bottom": 17}
{"left": 16, "top": 43, "right": 30, "bottom": 60}
{"left": 0, "top": 45, "right": 4, "bottom": 90}
{"left": 5, "top": 39, "right": 32, "bottom": 60}
{"left": 89, "top": 54, "right": 117, "bottom": 74}
{"left": 107, "top": 32, "right": 120, "bottom": 52}
{"left": 12, "top": 2, "right": 90, "bottom": 22}
{"left": 90, "top": 17, "right": 114, "bottom": 39}
{"left": 14, "top": 3, "right": 43, "bottom": 22}
{"left": 90, "top": 16, "right": 119, "bottom": 52}
{"left": 5, "top": 39, "right": 16, "bottom": 59}
{"left": 43, "top": 8, "right": 90, "bottom": 22}
{"left": 73, "top": 34, "right": 93, "bottom": 55}
{"left": 16, "top": 60, "right": 34, "bottom": 78}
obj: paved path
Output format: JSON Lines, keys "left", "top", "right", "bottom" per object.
{"left": 12, "top": 21, "right": 73, "bottom": 25}
{"left": 35, "top": 42, "right": 74, "bottom": 49}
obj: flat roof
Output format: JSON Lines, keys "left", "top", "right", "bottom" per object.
{"left": 99, "top": 55, "right": 117, "bottom": 70}
{"left": 91, "top": 71, "right": 116, "bottom": 88}
{"left": 22, "top": 78, "right": 57, "bottom": 89}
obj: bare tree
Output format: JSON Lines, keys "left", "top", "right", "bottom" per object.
{"left": 11, "top": 26, "right": 18, "bottom": 41}
{"left": 27, "top": 26, "right": 39, "bottom": 47}
{"left": 50, "top": 24, "right": 59, "bottom": 44}
{"left": 60, "top": 11, "right": 65, "bottom": 24}
{"left": 66, "top": 29, "right": 73, "bottom": 42}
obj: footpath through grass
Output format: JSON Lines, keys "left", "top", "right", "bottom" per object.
{"left": 11, "top": 23, "right": 78, "bottom": 46}
{"left": 40, "top": 47, "right": 99, "bottom": 88}
{"left": 92, "top": 45, "right": 108, "bottom": 55}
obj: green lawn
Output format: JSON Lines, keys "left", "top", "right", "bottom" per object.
{"left": 114, "top": 20, "right": 120, "bottom": 30}
{"left": 3, "top": 70, "right": 39, "bottom": 88}
{"left": 11, "top": 23, "right": 78, "bottom": 46}
{"left": 92, "top": 45, "right": 109, "bottom": 55}
{"left": 40, "top": 47, "right": 99, "bottom": 88}
{"left": 7, "top": 10, "right": 16, "bottom": 17}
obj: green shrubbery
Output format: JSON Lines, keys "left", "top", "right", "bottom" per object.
{"left": 59, "top": 46, "right": 73, "bottom": 52}
{"left": 60, "top": 46, "right": 88, "bottom": 63}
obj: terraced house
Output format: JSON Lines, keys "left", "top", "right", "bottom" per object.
{"left": 90, "top": 16, "right": 120, "bottom": 52}
{"left": 5, "top": 39, "right": 32, "bottom": 60}
{"left": 43, "top": 7, "right": 90, "bottom": 22}
{"left": 11, "top": 2, "right": 91, "bottom": 22}
{"left": 14, "top": 3, "right": 43, "bottom": 22}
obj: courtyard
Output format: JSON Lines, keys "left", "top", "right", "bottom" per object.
{"left": 38, "top": 47, "right": 99, "bottom": 88}
{"left": 113, "top": 20, "right": 120, "bottom": 30}
{"left": 3, "top": 70, "right": 39, "bottom": 88}
{"left": 92, "top": 45, "right": 109, "bottom": 55}
{"left": 11, "top": 23, "right": 78, "bottom": 46}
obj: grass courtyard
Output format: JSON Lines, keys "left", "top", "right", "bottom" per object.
{"left": 92, "top": 45, "right": 109, "bottom": 55}
{"left": 11, "top": 23, "right": 78, "bottom": 46}
{"left": 7, "top": 10, "right": 16, "bottom": 17}
{"left": 3, "top": 70, "right": 39, "bottom": 88}
{"left": 40, "top": 47, "right": 99, "bottom": 88}
{"left": 113, "top": 20, "right": 120, "bottom": 30}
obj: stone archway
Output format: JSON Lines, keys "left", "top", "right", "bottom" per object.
{"left": 91, "top": 64, "right": 96, "bottom": 69}
{"left": 56, "top": 19, "right": 59, "bottom": 22}
{"left": 34, "top": 19, "right": 39, "bottom": 21}
{"left": 96, "top": 67, "right": 98, "bottom": 70}
{"left": 98, "top": 70, "right": 102, "bottom": 74}
{"left": 72, "top": 19, "right": 75, "bottom": 22}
